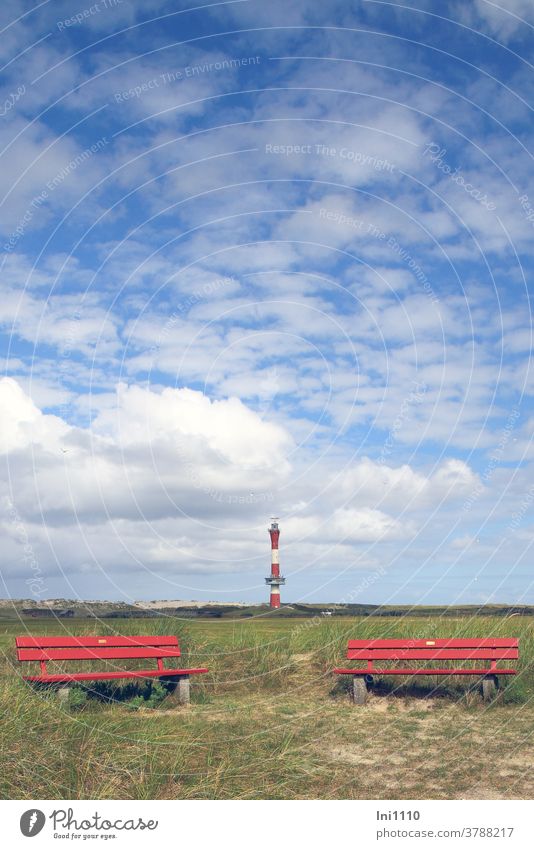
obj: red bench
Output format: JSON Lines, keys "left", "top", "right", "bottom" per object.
{"left": 16, "top": 634, "right": 208, "bottom": 704}
{"left": 334, "top": 638, "right": 519, "bottom": 704}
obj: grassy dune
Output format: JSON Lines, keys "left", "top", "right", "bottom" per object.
{"left": 1, "top": 615, "right": 533, "bottom": 799}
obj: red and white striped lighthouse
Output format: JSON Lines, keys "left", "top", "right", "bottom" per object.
{"left": 265, "top": 518, "right": 285, "bottom": 609}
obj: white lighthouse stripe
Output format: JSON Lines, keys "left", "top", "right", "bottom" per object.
{"left": 270, "top": 587, "right": 280, "bottom": 595}
{"left": 271, "top": 550, "right": 279, "bottom": 564}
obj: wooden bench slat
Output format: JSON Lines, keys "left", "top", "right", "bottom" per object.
{"left": 347, "top": 638, "right": 518, "bottom": 649}
{"left": 18, "top": 647, "right": 182, "bottom": 662}
{"left": 16, "top": 635, "right": 179, "bottom": 648}
{"left": 334, "top": 667, "right": 518, "bottom": 676}
{"left": 346, "top": 648, "right": 519, "bottom": 660}
{"left": 22, "top": 668, "right": 209, "bottom": 683}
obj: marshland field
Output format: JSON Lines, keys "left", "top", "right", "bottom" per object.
{"left": 1, "top": 612, "right": 533, "bottom": 800}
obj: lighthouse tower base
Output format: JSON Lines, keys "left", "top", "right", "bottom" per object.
{"left": 265, "top": 577, "right": 285, "bottom": 609}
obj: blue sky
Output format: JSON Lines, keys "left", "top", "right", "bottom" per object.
{"left": 0, "top": 0, "right": 533, "bottom": 605}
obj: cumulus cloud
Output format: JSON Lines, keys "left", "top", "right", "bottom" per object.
{"left": 0, "top": 377, "right": 68, "bottom": 453}
{"left": 285, "top": 506, "right": 413, "bottom": 543}
{"left": 0, "top": 378, "right": 293, "bottom": 518}
{"left": 92, "top": 382, "right": 293, "bottom": 471}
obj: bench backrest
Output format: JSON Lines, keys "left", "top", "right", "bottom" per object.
{"left": 346, "top": 638, "right": 519, "bottom": 660}
{"left": 16, "top": 635, "right": 181, "bottom": 666}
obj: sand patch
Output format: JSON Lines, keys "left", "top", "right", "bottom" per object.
{"left": 327, "top": 744, "right": 407, "bottom": 767}
{"left": 360, "top": 693, "right": 442, "bottom": 713}
{"left": 459, "top": 786, "right": 509, "bottom": 800}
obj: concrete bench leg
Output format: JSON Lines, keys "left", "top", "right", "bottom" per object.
{"left": 482, "top": 675, "right": 498, "bottom": 702}
{"left": 57, "top": 686, "right": 71, "bottom": 704}
{"left": 168, "top": 675, "right": 190, "bottom": 705}
{"left": 352, "top": 675, "right": 367, "bottom": 705}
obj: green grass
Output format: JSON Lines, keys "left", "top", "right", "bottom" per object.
{"left": 1, "top": 615, "right": 533, "bottom": 799}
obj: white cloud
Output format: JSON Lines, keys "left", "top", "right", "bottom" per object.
{"left": 285, "top": 506, "right": 411, "bottom": 543}
{"left": 0, "top": 379, "right": 293, "bottom": 527}
{"left": 92, "top": 382, "right": 293, "bottom": 471}
{"left": 0, "top": 377, "right": 68, "bottom": 453}
{"left": 457, "top": 0, "right": 534, "bottom": 42}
